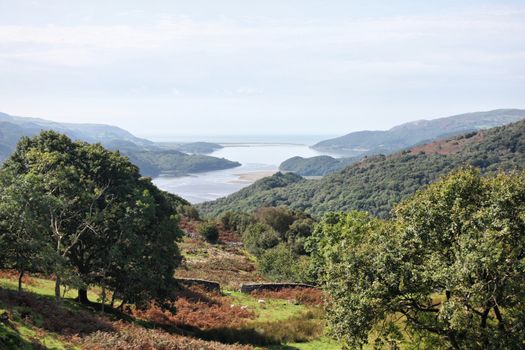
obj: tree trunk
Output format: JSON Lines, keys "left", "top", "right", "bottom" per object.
{"left": 110, "top": 291, "right": 116, "bottom": 308}
{"left": 100, "top": 286, "right": 106, "bottom": 313}
{"left": 77, "top": 288, "right": 90, "bottom": 304}
{"left": 480, "top": 307, "right": 490, "bottom": 328}
{"left": 493, "top": 305, "right": 505, "bottom": 331}
{"left": 55, "top": 276, "right": 61, "bottom": 303}
{"left": 18, "top": 270, "right": 24, "bottom": 292}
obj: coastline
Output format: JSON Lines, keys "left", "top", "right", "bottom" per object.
{"left": 231, "top": 171, "right": 277, "bottom": 183}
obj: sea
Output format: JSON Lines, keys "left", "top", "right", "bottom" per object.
{"left": 150, "top": 135, "right": 337, "bottom": 204}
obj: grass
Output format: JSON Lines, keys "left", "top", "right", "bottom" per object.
{"left": 0, "top": 277, "right": 100, "bottom": 302}
{"left": 0, "top": 274, "right": 340, "bottom": 349}
{"left": 268, "top": 338, "right": 341, "bottom": 350}
{"left": 227, "top": 290, "right": 308, "bottom": 322}
{"left": 0, "top": 274, "right": 112, "bottom": 350}
{"left": 0, "top": 303, "right": 77, "bottom": 350}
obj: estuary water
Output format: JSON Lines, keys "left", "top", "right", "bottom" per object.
{"left": 152, "top": 141, "right": 333, "bottom": 203}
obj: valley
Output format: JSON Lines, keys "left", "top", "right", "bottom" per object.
{"left": 2, "top": 1, "right": 524, "bottom": 348}
{"left": 1, "top": 109, "right": 525, "bottom": 349}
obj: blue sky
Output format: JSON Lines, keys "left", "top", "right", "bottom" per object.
{"left": 0, "top": 0, "right": 524, "bottom": 139}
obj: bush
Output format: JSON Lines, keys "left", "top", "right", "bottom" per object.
{"left": 219, "top": 211, "right": 255, "bottom": 232}
{"left": 257, "top": 244, "right": 310, "bottom": 282}
{"left": 197, "top": 221, "right": 219, "bottom": 243}
{"left": 179, "top": 204, "right": 200, "bottom": 220}
{"left": 242, "top": 223, "right": 279, "bottom": 256}
{"left": 255, "top": 207, "right": 296, "bottom": 236}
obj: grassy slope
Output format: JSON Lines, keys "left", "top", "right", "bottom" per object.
{"left": 0, "top": 232, "right": 340, "bottom": 350}
{"left": 175, "top": 226, "right": 340, "bottom": 349}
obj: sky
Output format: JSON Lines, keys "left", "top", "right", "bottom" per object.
{"left": 0, "top": 0, "right": 524, "bottom": 139}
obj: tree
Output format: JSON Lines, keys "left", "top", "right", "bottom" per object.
{"left": 308, "top": 168, "right": 525, "bottom": 349}
{"left": 1, "top": 131, "right": 183, "bottom": 305}
{"left": 197, "top": 221, "right": 219, "bottom": 243}
{"left": 242, "top": 222, "right": 280, "bottom": 256}
{"left": 0, "top": 172, "right": 57, "bottom": 291}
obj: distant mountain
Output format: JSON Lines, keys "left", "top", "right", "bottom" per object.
{"left": 0, "top": 112, "right": 240, "bottom": 177}
{"left": 198, "top": 119, "right": 525, "bottom": 218}
{"left": 0, "top": 112, "right": 154, "bottom": 148}
{"left": 279, "top": 155, "right": 358, "bottom": 176}
{"left": 312, "top": 109, "right": 525, "bottom": 156}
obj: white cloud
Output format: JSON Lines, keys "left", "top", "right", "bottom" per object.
{"left": 0, "top": 3, "right": 523, "bottom": 134}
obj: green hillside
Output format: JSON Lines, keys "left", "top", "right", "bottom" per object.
{"left": 0, "top": 112, "right": 240, "bottom": 177}
{"left": 279, "top": 155, "right": 358, "bottom": 176}
{"left": 312, "top": 108, "right": 525, "bottom": 156}
{"left": 199, "top": 119, "right": 525, "bottom": 218}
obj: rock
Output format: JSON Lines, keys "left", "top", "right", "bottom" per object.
{"left": 240, "top": 282, "right": 316, "bottom": 294}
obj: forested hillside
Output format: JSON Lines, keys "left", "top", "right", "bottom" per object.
{"left": 0, "top": 112, "right": 240, "bottom": 177}
{"left": 312, "top": 108, "right": 525, "bottom": 156}
{"left": 279, "top": 155, "right": 357, "bottom": 176}
{"left": 199, "top": 119, "right": 525, "bottom": 218}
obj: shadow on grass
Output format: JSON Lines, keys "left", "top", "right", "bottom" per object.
{"left": 0, "top": 287, "right": 114, "bottom": 336}
{"left": 0, "top": 320, "right": 47, "bottom": 350}
{"left": 131, "top": 320, "right": 298, "bottom": 347}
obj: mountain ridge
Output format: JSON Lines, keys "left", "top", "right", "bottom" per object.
{"left": 312, "top": 108, "right": 525, "bottom": 156}
{"left": 198, "top": 118, "right": 525, "bottom": 218}
{"left": 0, "top": 112, "right": 240, "bottom": 177}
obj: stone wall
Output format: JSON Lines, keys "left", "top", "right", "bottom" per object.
{"left": 176, "top": 278, "right": 221, "bottom": 292}
{"left": 240, "top": 283, "right": 316, "bottom": 294}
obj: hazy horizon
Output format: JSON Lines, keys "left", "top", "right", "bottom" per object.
{"left": 1, "top": 0, "right": 524, "bottom": 137}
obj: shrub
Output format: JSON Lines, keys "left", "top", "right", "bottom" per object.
{"left": 197, "top": 221, "right": 219, "bottom": 243}
{"left": 179, "top": 204, "right": 200, "bottom": 220}
{"left": 242, "top": 223, "right": 280, "bottom": 256}
{"left": 257, "top": 244, "right": 310, "bottom": 282}
{"left": 219, "top": 211, "right": 255, "bottom": 232}
{"left": 255, "top": 207, "right": 296, "bottom": 236}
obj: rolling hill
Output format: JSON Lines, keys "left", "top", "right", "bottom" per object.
{"left": 312, "top": 109, "right": 525, "bottom": 156}
{"left": 0, "top": 112, "right": 240, "bottom": 177}
{"left": 198, "top": 119, "right": 525, "bottom": 218}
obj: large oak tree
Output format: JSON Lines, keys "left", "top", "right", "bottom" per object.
{"left": 309, "top": 168, "right": 525, "bottom": 349}
{"left": 0, "top": 131, "right": 184, "bottom": 305}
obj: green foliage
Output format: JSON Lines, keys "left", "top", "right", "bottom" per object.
{"left": 173, "top": 141, "right": 223, "bottom": 154}
{"left": 198, "top": 172, "right": 304, "bottom": 216}
{"left": 199, "top": 119, "right": 525, "bottom": 218}
{"left": 0, "top": 172, "right": 57, "bottom": 289}
{"left": 219, "top": 211, "right": 256, "bottom": 232}
{"left": 0, "top": 131, "right": 183, "bottom": 305}
{"left": 279, "top": 156, "right": 357, "bottom": 176}
{"left": 308, "top": 168, "right": 525, "bottom": 349}
{"left": 255, "top": 207, "right": 298, "bottom": 236}
{"left": 242, "top": 223, "right": 280, "bottom": 256}
{"left": 198, "top": 221, "right": 220, "bottom": 243}
{"left": 123, "top": 149, "right": 240, "bottom": 177}
{"left": 179, "top": 204, "right": 200, "bottom": 220}
{"left": 236, "top": 207, "right": 316, "bottom": 282}
{"left": 258, "top": 244, "right": 310, "bottom": 282}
